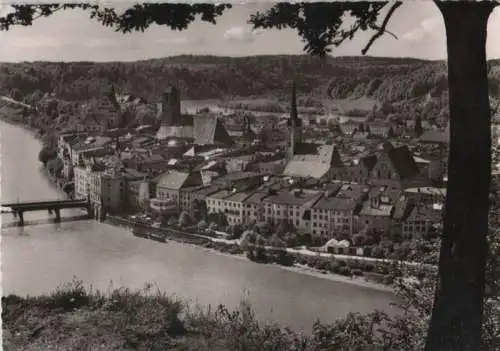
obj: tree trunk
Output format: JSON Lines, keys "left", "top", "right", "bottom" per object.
{"left": 425, "top": 2, "right": 495, "bottom": 350}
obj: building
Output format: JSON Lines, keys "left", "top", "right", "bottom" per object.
{"left": 366, "top": 122, "right": 393, "bottom": 138}
{"left": 206, "top": 189, "right": 253, "bottom": 226}
{"left": 74, "top": 162, "right": 127, "bottom": 217}
{"left": 71, "top": 136, "right": 113, "bottom": 166}
{"left": 348, "top": 154, "right": 378, "bottom": 184}
{"left": 401, "top": 203, "right": 442, "bottom": 238}
{"left": 197, "top": 160, "right": 227, "bottom": 185}
{"left": 357, "top": 184, "right": 402, "bottom": 232}
{"left": 404, "top": 186, "right": 446, "bottom": 205}
{"left": 250, "top": 160, "right": 286, "bottom": 176}
{"left": 310, "top": 189, "right": 361, "bottom": 239}
{"left": 241, "top": 189, "right": 269, "bottom": 223}
{"left": 340, "top": 120, "right": 362, "bottom": 136}
{"left": 152, "top": 170, "right": 203, "bottom": 212}
{"left": 282, "top": 82, "right": 344, "bottom": 180}
{"left": 100, "top": 167, "right": 127, "bottom": 214}
{"left": 57, "top": 131, "right": 88, "bottom": 160}
{"left": 420, "top": 123, "right": 450, "bottom": 145}
{"left": 225, "top": 155, "right": 256, "bottom": 173}
{"left": 369, "top": 145, "right": 420, "bottom": 189}
{"left": 261, "top": 188, "right": 322, "bottom": 232}
{"left": 211, "top": 171, "right": 262, "bottom": 189}
{"left": 156, "top": 86, "right": 192, "bottom": 140}
{"left": 193, "top": 114, "right": 233, "bottom": 147}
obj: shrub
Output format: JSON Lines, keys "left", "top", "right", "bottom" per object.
{"left": 351, "top": 269, "right": 363, "bottom": 277}
{"left": 197, "top": 220, "right": 208, "bottom": 231}
{"left": 38, "top": 146, "right": 57, "bottom": 166}
{"left": 338, "top": 266, "right": 352, "bottom": 277}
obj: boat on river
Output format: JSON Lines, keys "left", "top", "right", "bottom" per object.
{"left": 132, "top": 222, "right": 168, "bottom": 243}
{"left": 149, "top": 231, "right": 167, "bottom": 243}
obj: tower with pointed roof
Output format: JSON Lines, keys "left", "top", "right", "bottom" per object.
{"left": 286, "top": 81, "right": 303, "bottom": 161}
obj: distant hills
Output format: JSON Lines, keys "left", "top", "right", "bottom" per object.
{"left": 1, "top": 55, "right": 499, "bottom": 134}
{"left": 0, "top": 55, "right": 450, "bottom": 102}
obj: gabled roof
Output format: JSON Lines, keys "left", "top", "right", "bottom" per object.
{"left": 358, "top": 154, "right": 378, "bottom": 172}
{"left": 419, "top": 128, "right": 449, "bottom": 144}
{"left": 313, "top": 196, "right": 358, "bottom": 212}
{"left": 359, "top": 202, "right": 394, "bottom": 217}
{"left": 283, "top": 160, "right": 331, "bottom": 179}
{"left": 193, "top": 115, "right": 233, "bottom": 146}
{"left": 153, "top": 170, "right": 196, "bottom": 190}
{"left": 293, "top": 143, "right": 344, "bottom": 166}
{"left": 263, "top": 189, "right": 322, "bottom": 207}
{"left": 386, "top": 146, "right": 420, "bottom": 180}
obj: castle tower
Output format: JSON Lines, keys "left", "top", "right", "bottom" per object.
{"left": 286, "top": 81, "right": 302, "bottom": 161}
{"left": 160, "top": 86, "right": 181, "bottom": 126}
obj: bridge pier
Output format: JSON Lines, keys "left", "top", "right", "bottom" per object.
{"left": 54, "top": 208, "right": 61, "bottom": 222}
{"left": 48, "top": 209, "right": 53, "bottom": 215}
{"left": 17, "top": 211, "right": 24, "bottom": 226}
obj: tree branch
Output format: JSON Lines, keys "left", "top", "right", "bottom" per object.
{"left": 361, "top": 1, "right": 402, "bottom": 55}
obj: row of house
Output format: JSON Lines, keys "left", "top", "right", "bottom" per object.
{"left": 144, "top": 166, "right": 444, "bottom": 240}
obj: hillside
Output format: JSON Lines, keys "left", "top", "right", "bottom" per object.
{"left": 1, "top": 55, "right": 499, "bottom": 136}
{"left": 2, "top": 279, "right": 419, "bottom": 350}
{"left": 0, "top": 55, "right": 449, "bottom": 102}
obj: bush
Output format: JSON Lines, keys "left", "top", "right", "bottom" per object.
{"left": 371, "top": 245, "right": 384, "bottom": 258}
{"left": 338, "top": 266, "right": 352, "bottom": 277}
{"left": 197, "top": 220, "right": 208, "bottom": 231}
{"left": 352, "top": 233, "right": 368, "bottom": 247}
{"left": 351, "top": 269, "right": 363, "bottom": 277}
{"left": 231, "top": 225, "right": 244, "bottom": 240}
{"left": 38, "top": 146, "right": 57, "bottom": 166}
{"left": 178, "top": 212, "right": 191, "bottom": 228}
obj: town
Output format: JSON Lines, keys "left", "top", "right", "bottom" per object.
{"left": 40, "top": 81, "right": 500, "bottom": 262}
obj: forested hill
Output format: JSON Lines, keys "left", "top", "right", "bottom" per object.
{"left": 1, "top": 55, "right": 499, "bottom": 125}
{"left": 0, "top": 55, "right": 450, "bottom": 102}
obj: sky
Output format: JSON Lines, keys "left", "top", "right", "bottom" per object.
{"left": 1, "top": 1, "right": 500, "bottom": 62}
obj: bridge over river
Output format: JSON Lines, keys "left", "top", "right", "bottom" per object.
{"left": 1, "top": 198, "right": 91, "bottom": 226}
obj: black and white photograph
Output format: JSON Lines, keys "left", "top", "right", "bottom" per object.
{"left": 0, "top": 1, "right": 499, "bottom": 350}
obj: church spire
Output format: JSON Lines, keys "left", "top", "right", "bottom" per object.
{"left": 288, "top": 80, "right": 301, "bottom": 127}
{"left": 291, "top": 80, "right": 297, "bottom": 120}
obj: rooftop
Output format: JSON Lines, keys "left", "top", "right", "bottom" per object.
{"left": 405, "top": 187, "right": 447, "bottom": 196}
{"left": 263, "top": 189, "right": 321, "bottom": 207}
{"left": 359, "top": 202, "right": 394, "bottom": 217}
{"left": 153, "top": 170, "right": 191, "bottom": 190}
{"left": 313, "top": 196, "right": 358, "bottom": 212}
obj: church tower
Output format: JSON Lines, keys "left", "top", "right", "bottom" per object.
{"left": 286, "top": 81, "right": 302, "bottom": 161}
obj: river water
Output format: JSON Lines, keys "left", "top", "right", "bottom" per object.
{"left": 0, "top": 120, "right": 396, "bottom": 333}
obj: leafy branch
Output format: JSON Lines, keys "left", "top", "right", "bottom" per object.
{"left": 249, "top": 1, "right": 403, "bottom": 57}
{"left": 0, "top": 2, "right": 403, "bottom": 58}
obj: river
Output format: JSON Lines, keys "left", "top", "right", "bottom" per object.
{"left": 0, "top": 120, "right": 397, "bottom": 333}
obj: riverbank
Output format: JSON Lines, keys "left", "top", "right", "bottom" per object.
{"left": 106, "top": 216, "right": 394, "bottom": 293}
{"left": 0, "top": 112, "right": 41, "bottom": 142}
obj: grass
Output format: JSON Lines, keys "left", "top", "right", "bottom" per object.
{"left": 2, "top": 278, "right": 313, "bottom": 351}
{"left": 2, "top": 277, "right": 436, "bottom": 350}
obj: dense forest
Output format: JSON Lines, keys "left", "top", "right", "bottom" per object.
{"left": 0, "top": 55, "right": 452, "bottom": 102}
{"left": 1, "top": 55, "right": 499, "bottom": 136}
